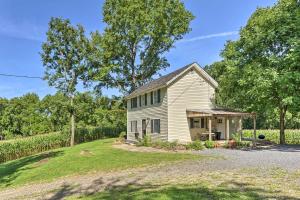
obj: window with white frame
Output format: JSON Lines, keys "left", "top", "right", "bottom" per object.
{"left": 131, "top": 121, "right": 138, "bottom": 133}
{"left": 190, "top": 118, "right": 205, "bottom": 129}
{"left": 151, "top": 119, "right": 160, "bottom": 133}
{"left": 131, "top": 97, "right": 137, "bottom": 108}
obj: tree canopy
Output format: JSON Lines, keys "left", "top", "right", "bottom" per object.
{"left": 90, "top": 0, "right": 194, "bottom": 94}
{"left": 40, "top": 17, "right": 91, "bottom": 146}
{"left": 206, "top": 0, "right": 300, "bottom": 144}
{"left": 0, "top": 92, "right": 126, "bottom": 140}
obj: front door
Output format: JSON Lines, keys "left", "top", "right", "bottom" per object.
{"left": 142, "top": 119, "right": 146, "bottom": 138}
{"left": 216, "top": 117, "right": 225, "bottom": 139}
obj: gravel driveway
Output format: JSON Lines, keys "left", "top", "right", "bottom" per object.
{"left": 1, "top": 145, "right": 300, "bottom": 200}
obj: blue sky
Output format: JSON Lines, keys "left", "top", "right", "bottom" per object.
{"left": 0, "top": 0, "right": 277, "bottom": 99}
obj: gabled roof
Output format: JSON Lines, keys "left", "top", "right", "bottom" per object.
{"left": 126, "top": 62, "right": 218, "bottom": 99}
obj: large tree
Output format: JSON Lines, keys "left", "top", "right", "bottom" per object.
{"left": 90, "top": 0, "right": 194, "bottom": 94}
{"left": 40, "top": 18, "right": 90, "bottom": 146}
{"left": 212, "top": 0, "right": 300, "bottom": 144}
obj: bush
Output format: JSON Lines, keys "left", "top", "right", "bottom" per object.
{"left": 0, "top": 132, "right": 70, "bottom": 163}
{"left": 117, "top": 131, "right": 127, "bottom": 143}
{"left": 204, "top": 140, "right": 215, "bottom": 149}
{"left": 236, "top": 141, "right": 251, "bottom": 148}
{"left": 186, "top": 140, "right": 205, "bottom": 150}
{"left": 232, "top": 132, "right": 241, "bottom": 142}
{"left": 137, "top": 135, "right": 152, "bottom": 147}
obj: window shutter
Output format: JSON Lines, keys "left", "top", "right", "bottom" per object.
{"left": 145, "top": 93, "right": 147, "bottom": 106}
{"left": 157, "top": 89, "right": 161, "bottom": 103}
{"left": 158, "top": 119, "right": 160, "bottom": 133}
{"left": 150, "top": 92, "right": 153, "bottom": 104}
{"left": 139, "top": 96, "right": 142, "bottom": 107}
{"left": 151, "top": 120, "right": 154, "bottom": 133}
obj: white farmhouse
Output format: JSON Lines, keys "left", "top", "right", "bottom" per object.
{"left": 126, "top": 62, "right": 254, "bottom": 143}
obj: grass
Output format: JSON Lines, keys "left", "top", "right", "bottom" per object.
{"left": 70, "top": 169, "right": 300, "bottom": 200}
{"left": 0, "top": 138, "right": 199, "bottom": 189}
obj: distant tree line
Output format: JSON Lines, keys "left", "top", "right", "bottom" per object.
{"left": 0, "top": 92, "right": 126, "bottom": 140}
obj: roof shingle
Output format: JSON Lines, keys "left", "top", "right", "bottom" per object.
{"left": 126, "top": 63, "right": 195, "bottom": 98}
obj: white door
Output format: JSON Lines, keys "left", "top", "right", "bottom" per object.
{"left": 216, "top": 117, "right": 225, "bottom": 139}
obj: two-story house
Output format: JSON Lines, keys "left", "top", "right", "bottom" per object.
{"left": 126, "top": 62, "right": 254, "bottom": 143}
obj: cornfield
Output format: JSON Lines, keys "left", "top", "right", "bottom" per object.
{"left": 0, "top": 132, "right": 70, "bottom": 163}
{"left": 243, "top": 129, "right": 300, "bottom": 144}
{"left": 0, "top": 126, "right": 125, "bottom": 163}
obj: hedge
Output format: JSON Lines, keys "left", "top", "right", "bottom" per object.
{"left": 74, "top": 126, "right": 123, "bottom": 144}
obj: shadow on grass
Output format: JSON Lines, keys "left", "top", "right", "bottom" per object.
{"left": 47, "top": 176, "right": 300, "bottom": 200}
{"left": 0, "top": 151, "right": 64, "bottom": 188}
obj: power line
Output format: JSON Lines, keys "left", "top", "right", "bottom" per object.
{"left": 0, "top": 73, "right": 43, "bottom": 79}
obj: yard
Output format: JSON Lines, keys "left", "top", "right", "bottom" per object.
{"left": 0, "top": 138, "right": 300, "bottom": 200}
{"left": 0, "top": 138, "right": 198, "bottom": 189}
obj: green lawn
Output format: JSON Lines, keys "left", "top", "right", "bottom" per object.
{"left": 0, "top": 138, "right": 198, "bottom": 189}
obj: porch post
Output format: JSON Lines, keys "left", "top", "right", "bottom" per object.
{"left": 208, "top": 117, "right": 212, "bottom": 141}
{"left": 225, "top": 117, "right": 230, "bottom": 141}
{"left": 238, "top": 117, "right": 242, "bottom": 141}
{"left": 253, "top": 114, "right": 257, "bottom": 147}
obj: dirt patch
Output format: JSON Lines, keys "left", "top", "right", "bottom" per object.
{"left": 113, "top": 143, "right": 164, "bottom": 153}
{"left": 80, "top": 150, "right": 94, "bottom": 157}
{"left": 112, "top": 143, "right": 192, "bottom": 154}
{"left": 33, "top": 158, "right": 49, "bottom": 167}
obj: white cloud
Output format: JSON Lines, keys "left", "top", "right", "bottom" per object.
{"left": 0, "top": 17, "right": 45, "bottom": 42}
{"left": 179, "top": 31, "right": 239, "bottom": 43}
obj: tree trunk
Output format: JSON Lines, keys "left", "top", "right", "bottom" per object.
{"left": 279, "top": 106, "right": 287, "bottom": 145}
{"left": 70, "top": 96, "right": 75, "bottom": 146}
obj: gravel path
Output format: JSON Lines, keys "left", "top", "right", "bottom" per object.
{"left": 1, "top": 145, "right": 300, "bottom": 200}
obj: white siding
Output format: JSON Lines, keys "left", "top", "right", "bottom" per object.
{"left": 127, "top": 88, "right": 168, "bottom": 142}
{"left": 167, "top": 69, "right": 215, "bottom": 143}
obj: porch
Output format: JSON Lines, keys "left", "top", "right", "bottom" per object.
{"left": 186, "top": 108, "right": 256, "bottom": 141}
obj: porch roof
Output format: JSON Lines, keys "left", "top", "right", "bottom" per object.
{"left": 186, "top": 108, "right": 254, "bottom": 117}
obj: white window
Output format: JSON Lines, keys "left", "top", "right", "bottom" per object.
{"left": 131, "top": 121, "right": 138, "bottom": 133}
{"left": 194, "top": 119, "right": 200, "bottom": 128}
{"left": 151, "top": 119, "right": 160, "bottom": 134}
{"left": 190, "top": 118, "right": 205, "bottom": 129}
{"left": 131, "top": 97, "right": 137, "bottom": 108}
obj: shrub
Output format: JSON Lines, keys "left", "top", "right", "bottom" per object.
{"left": 117, "top": 131, "right": 127, "bottom": 142}
{"left": 232, "top": 132, "right": 241, "bottom": 142}
{"left": 236, "top": 141, "right": 251, "bottom": 149}
{"left": 0, "top": 132, "right": 69, "bottom": 163}
{"left": 137, "top": 135, "right": 152, "bottom": 147}
{"left": 204, "top": 140, "right": 215, "bottom": 149}
{"left": 186, "top": 140, "right": 205, "bottom": 150}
